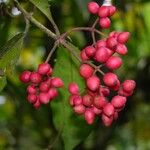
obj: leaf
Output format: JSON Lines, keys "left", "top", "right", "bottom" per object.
{"left": 0, "top": 33, "right": 24, "bottom": 69}
{"left": 29, "top": 0, "right": 52, "bottom": 21}
{"left": 0, "top": 76, "right": 7, "bottom": 92}
{"left": 51, "top": 46, "right": 93, "bottom": 150}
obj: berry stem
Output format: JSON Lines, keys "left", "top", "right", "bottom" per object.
{"left": 45, "top": 42, "right": 58, "bottom": 63}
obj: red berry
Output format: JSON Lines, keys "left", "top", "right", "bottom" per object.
{"left": 30, "top": 72, "right": 42, "bottom": 84}
{"left": 69, "top": 95, "right": 78, "bottom": 106}
{"left": 33, "top": 99, "right": 41, "bottom": 109}
{"left": 39, "top": 81, "right": 50, "bottom": 92}
{"left": 103, "top": 103, "right": 115, "bottom": 117}
{"left": 27, "top": 94, "right": 37, "bottom": 103}
{"left": 98, "top": 6, "right": 110, "bottom": 18}
{"left": 73, "top": 95, "right": 82, "bottom": 106}
{"left": 116, "top": 44, "right": 128, "bottom": 55}
{"left": 99, "top": 17, "right": 111, "bottom": 29}
{"left": 103, "top": 73, "right": 118, "bottom": 87}
{"left": 106, "top": 56, "right": 122, "bottom": 70}
{"left": 118, "top": 88, "right": 133, "bottom": 97}
{"left": 74, "top": 104, "right": 85, "bottom": 115}
{"left": 86, "top": 75, "right": 100, "bottom": 91}
{"left": 19, "top": 71, "right": 31, "bottom": 83}
{"left": 93, "top": 95, "right": 107, "bottom": 109}
{"left": 79, "top": 64, "right": 94, "bottom": 79}
{"left": 51, "top": 77, "right": 64, "bottom": 88}
{"left": 111, "top": 95, "right": 127, "bottom": 108}
{"left": 84, "top": 46, "right": 96, "bottom": 58}
{"left": 92, "top": 106, "right": 102, "bottom": 115}
{"left": 96, "top": 39, "right": 107, "bottom": 48}
{"left": 84, "top": 109, "right": 95, "bottom": 125}
{"left": 94, "top": 47, "right": 110, "bottom": 63}
{"left": 99, "top": 86, "right": 110, "bottom": 96}
{"left": 82, "top": 94, "right": 93, "bottom": 107}
{"left": 122, "top": 80, "right": 136, "bottom": 93}
{"left": 39, "top": 92, "right": 50, "bottom": 104}
{"left": 108, "top": 6, "right": 116, "bottom": 16}
{"left": 102, "top": 114, "right": 113, "bottom": 127}
{"left": 68, "top": 82, "right": 79, "bottom": 95}
{"left": 106, "top": 37, "right": 118, "bottom": 49}
{"left": 27, "top": 85, "right": 36, "bottom": 94}
{"left": 117, "top": 32, "right": 130, "bottom": 44}
{"left": 110, "top": 79, "right": 120, "bottom": 91}
{"left": 38, "top": 63, "right": 51, "bottom": 75}
{"left": 87, "top": 2, "right": 99, "bottom": 14}
{"left": 80, "top": 49, "right": 89, "bottom": 61}
{"left": 48, "top": 88, "right": 58, "bottom": 99}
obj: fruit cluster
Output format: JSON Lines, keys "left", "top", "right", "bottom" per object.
{"left": 19, "top": 63, "right": 63, "bottom": 109}
{"left": 88, "top": 1, "right": 116, "bottom": 28}
{"left": 68, "top": 1, "right": 136, "bottom": 127}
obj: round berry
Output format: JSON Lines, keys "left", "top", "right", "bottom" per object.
{"left": 30, "top": 72, "right": 42, "bottom": 84}
{"left": 27, "top": 85, "right": 36, "bottom": 94}
{"left": 111, "top": 95, "right": 127, "bottom": 108}
{"left": 93, "top": 95, "right": 107, "bottom": 109}
{"left": 69, "top": 95, "right": 78, "bottom": 106}
{"left": 92, "top": 106, "right": 102, "bottom": 115}
{"left": 117, "top": 32, "right": 130, "bottom": 44}
{"left": 84, "top": 109, "right": 95, "bottom": 125}
{"left": 51, "top": 77, "right": 64, "bottom": 88}
{"left": 106, "top": 37, "right": 118, "bottom": 49}
{"left": 122, "top": 80, "right": 136, "bottom": 92}
{"left": 19, "top": 71, "right": 31, "bottom": 83}
{"left": 106, "top": 56, "right": 122, "bottom": 70}
{"left": 103, "top": 73, "right": 118, "bottom": 87}
{"left": 74, "top": 104, "right": 85, "bottom": 115}
{"left": 68, "top": 82, "right": 79, "bottom": 95}
{"left": 99, "top": 86, "right": 110, "bottom": 96}
{"left": 116, "top": 44, "right": 128, "bottom": 55}
{"left": 73, "top": 95, "right": 82, "bottom": 106}
{"left": 33, "top": 99, "right": 41, "bottom": 109}
{"left": 80, "top": 49, "right": 89, "bottom": 61}
{"left": 102, "top": 114, "right": 113, "bottom": 127}
{"left": 110, "top": 79, "right": 120, "bottom": 91}
{"left": 39, "top": 92, "right": 50, "bottom": 104}
{"left": 38, "top": 63, "right": 51, "bottom": 75}
{"left": 99, "top": 17, "right": 111, "bottom": 29}
{"left": 108, "top": 6, "right": 116, "bottom": 16}
{"left": 103, "top": 103, "right": 115, "bottom": 117}
{"left": 87, "top": 2, "right": 99, "bottom": 14}
{"left": 84, "top": 46, "right": 96, "bottom": 58}
{"left": 79, "top": 64, "right": 94, "bottom": 79}
{"left": 82, "top": 94, "right": 93, "bottom": 107}
{"left": 27, "top": 94, "right": 37, "bottom": 104}
{"left": 96, "top": 39, "right": 106, "bottom": 48}
{"left": 39, "top": 81, "right": 50, "bottom": 92}
{"left": 118, "top": 88, "right": 133, "bottom": 97}
{"left": 48, "top": 88, "right": 58, "bottom": 99}
{"left": 86, "top": 75, "right": 100, "bottom": 91}
{"left": 94, "top": 47, "right": 110, "bottom": 63}
{"left": 98, "top": 6, "right": 110, "bottom": 18}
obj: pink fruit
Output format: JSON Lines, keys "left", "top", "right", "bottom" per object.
{"left": 84, "top": 46, "right": 96, "bottom": 58}
{"left": 30, "top": 72, "right": 42, "bottom": 84}
{"left": 84, "top": 109, "right": 95, "bottom": 125}
{"left": 27, "top": 94, "right": 37, "bottom": 104}
{"left": 38, "top": 63, "right": 51, "bottom": 75}
{"left": 74, "top": 104, "right": 85, "bottom": 115}
{"left": 106, "top": 37, "right": 118, "bottom": 49}
{"left": 68, "top": 82, "right": 79, "bottom": 95}
{"left": 122, "top": 80, "right": 136, "bottom": 93}
{"left": 27, "top": 85, "right": 36, "bottom": 94}
{"left": 93, "top": 95, "right": 107, "bottom": 109}
{"left": 98, "top": 6, "right": 110, "bottom": 18}
{"left": 80, "top": 49, "right": 89, "bottom": 61}
{"left": 39, "top": 92, "right": 50, "bottom": 104}
{"left": 117, "top": 32, "right": 130, "bottom": 44}
{"left": 116, "top": 44, "right": 128, "bottom": 55}
{"left": 51, "top": 77, "right": 64, "bottom": 88}
{"left": 82, "top": 94, "right": 93, "bottom": 107}
{"left": 99, "top": 17, "right": 111, "bottom": 29}
{"left": 87, "top": 2, "right": 99, "bottom": 14}
{"left": 19, "top": 71, "right": 31, "bottom": 83}
{"left": 102, "top": 114, "right": 113, "bottom": 127}
{"left": 103, "top": 103, "right": 115, "bottom": 117}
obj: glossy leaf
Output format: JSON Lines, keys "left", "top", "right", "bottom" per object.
{"left": 51, "top": 46, "right": 93, "bottom": 150}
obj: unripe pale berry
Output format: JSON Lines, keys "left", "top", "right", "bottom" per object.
{"left": 80, "top": 49, "right": 89, "bottom": 61}
{"left": 73, "top": 95, "right": 82, "bottom": 106}
{"left": 106, "top": 56, "right": 122, "bottom": 70}
{"left": 84, "top": 109, "right": 95, "bottom": 125}
{"left": 103, "top": 103, "right": 115, "bottom": 117}
{"left": 27, "top": 94, "right": 37, "bottom": 104}
{"left": 39, "top": 81, "right": 50, "bottom": 92}
{"left": 39, "top": 92, "right": 50, "bottom": 104}
{"left": 48, "top": 88, "right": 58, "bottom": 99}
{"left": 111, "top": 95, "right": 127, "bottom": 108}
{"left": 122, "top": 80, "right": 136, "bottom": 92}
{"left": 51, "top": 77, "right": 64, "bottom": 88}
{"left": 82, "top": 94, "right": 93, "bottom": 107}
{"left": 94, "top": 47, "right": 110, "bottom": 63}
{"left": 93, "top": 95, "right": 107, "bottom": 109}
{"left": 38, "top": 63, "right": 51, "bottom": 75}
{"left": 84, "top": 46, "right": 96, "bottom": 58}
{"left": 103, "top": 73, "right": 118, "bottom": 87}
{"left": 116, "top": 44, "right": 128, "bottom": 55}
{"left": 68, "top": 82, "right": 79, "bottom": 95}
{"left": 74, "top": 104, "right": 85, "bottom": 115}
{"left": 99, "top": 17, "right": 111, "bottom": 29}
{"left": 27, "top": 85, "right": 36, "bottom": 94}
{"left": 106, "top": 37, "right": 118, "bottom": 49}
{"left": 96, "top": 39, "right": 106, "bottom": 48}
{"left": 117, "top": 32, "right": 130, "bottom": 44}
{"left": 98, "top": 6, "right": 110, "bottom": 18}
{"left": 87, "top": 2, "right": 99, "bottom": 14}
{"left": 99, "top": 86, "right": 110, "bottom": 96}
{"left": 79, "top": 64, "right": 94, "bottom": 79}
{"left": 19, "top": 71, "right": 31, "bottom": 83}
{"left": 108, "top": 6, "right": 116, "bottom": 16}
{"left": 102, "top": 114, "right": 113, "bottom": 127}
{"left": 86, "top": 75, "right": 100, "bottom": 91}
{"left": 30, "top": 72, "right": 42, "bottom": 84}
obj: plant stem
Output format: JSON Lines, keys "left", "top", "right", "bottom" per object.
{"left": 45, "top": 43, "right": 58, "bottom": 63}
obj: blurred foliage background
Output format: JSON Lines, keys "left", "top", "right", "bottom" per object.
{"left": 0, "top": 0, "right": 150, "bottom": 149}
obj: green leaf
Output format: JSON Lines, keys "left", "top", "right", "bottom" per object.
{"left": 0, "top": 76, "right": 7, "bottom": 92}
{"left": 29, "top": 0, "right": 52, "bottom": 21}
{"left": 0, "top": 33, "right": 24, "bottom": 69}
{"left": 51, "top": 46, "right": 93, "bottom": 150}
